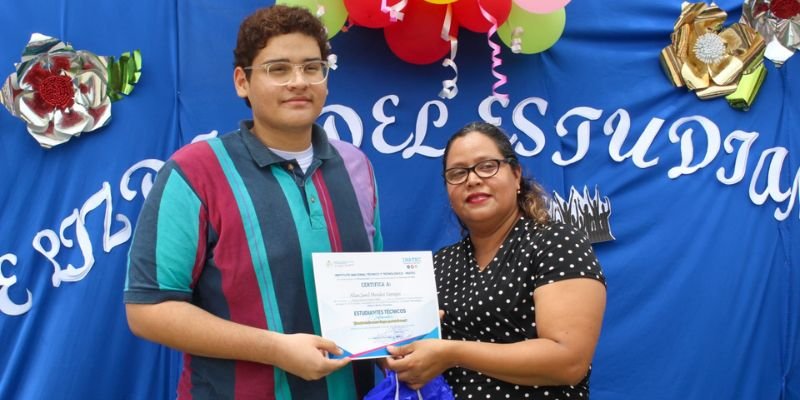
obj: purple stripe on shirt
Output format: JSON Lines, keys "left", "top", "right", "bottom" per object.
{"left": 329, "top": 140, "right": 376, "bottom": 251}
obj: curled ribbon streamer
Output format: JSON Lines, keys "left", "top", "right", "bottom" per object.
{"left": 439, "top": 4, "right": 459, "bottom": 99}
{"left": 510, "top": 27, "right": 524, "bottom": 53}
{"left": 381, "top": 0, "right": 408, "bottom": 22}
{"left": 327, "top": 54, "right": 339, "bottom": 70}
{"left": 341, "top": 17, "right": 355, "bottom": 32}
{"left": 479, "top": 1, "right": 509, "bottom": 101}
{"left": 316, "top": 5, "right": 332, "bottom": 36}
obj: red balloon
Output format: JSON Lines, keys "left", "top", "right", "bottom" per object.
{"left": 344, "top": 0, "right": 403, "bottom": 29}
{"left": 452, "top": 0, "right": 511, "bottom": 33}
{"left": 383, "top": 0, "right": 455, "bottom": 65}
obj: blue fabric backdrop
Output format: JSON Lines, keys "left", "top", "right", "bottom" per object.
{"left": 1, "top": 0, "right": 798, "bottom": 399}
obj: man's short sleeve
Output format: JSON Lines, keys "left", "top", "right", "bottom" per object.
{"left": 124, "top": 161, "right": 205, "bottom": 304}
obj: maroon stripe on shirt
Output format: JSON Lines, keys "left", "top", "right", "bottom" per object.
{"left": 312, "top": 169, "right": 343, "bottom": 252}
{"left": 171, "top": 141, "right": 274, "bottom": 398}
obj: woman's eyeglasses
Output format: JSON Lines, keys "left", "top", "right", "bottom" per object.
{"left": 443, "top": 159, "right": 512, "bottom": 185}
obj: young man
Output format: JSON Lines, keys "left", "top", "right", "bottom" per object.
{"left": 124, "top": 5, "right": 382, "bottom": 399}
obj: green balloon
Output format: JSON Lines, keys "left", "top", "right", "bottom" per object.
{"left": 497, "top": 3, "right": 566, "bottom": 54}
{"left": 276, "top": 0, "right": 348, "bottom": 39}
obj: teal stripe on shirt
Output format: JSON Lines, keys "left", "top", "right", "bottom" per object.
{"left": 272, "top": 167, "right": 356, "bottom": 400}
{"left": 156, "top": 171, "right": 200, "bottom": 292}
{"left": 208, "top": 140, "right": 293, "bottom": 400}
{"left": 271, "top": 167, "right": 329, "bottom": 334}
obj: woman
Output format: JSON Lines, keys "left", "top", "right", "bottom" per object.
{"left": 386, "top": 122, "right": 607, "bottom": 399}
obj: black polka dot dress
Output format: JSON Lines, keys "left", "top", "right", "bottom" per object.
{"left": 434, "top": 217, "right": 606, "bottom": 399}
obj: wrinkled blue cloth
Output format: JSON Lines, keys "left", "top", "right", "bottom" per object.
{"left": 364, "top": 370, "right": 454, "bottom": 400}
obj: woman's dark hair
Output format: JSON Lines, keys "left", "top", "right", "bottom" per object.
{"left": 443, "top": 121, "right": 550, "bottom": 224}
{"left": 233, "top": 5, "right": 330, "bottom": 107}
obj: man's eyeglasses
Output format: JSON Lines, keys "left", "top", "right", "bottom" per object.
{"left": 444, "top": 159, "right": 512, "bottom": 185}
{"left": 244, "top": 60, "right": 330, "bottom": 86}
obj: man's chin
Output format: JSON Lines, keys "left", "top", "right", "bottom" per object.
{"left": 283, "top": 108, "right": 321, "bottom": 123}
{"left": 257, "top": 113, "right": 318, "bottom": 130}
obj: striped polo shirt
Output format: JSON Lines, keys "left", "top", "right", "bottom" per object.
{"left": 124, "top": 121, "right": 383, "bottom": 400}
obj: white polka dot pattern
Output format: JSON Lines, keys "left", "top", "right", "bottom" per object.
{"left": 434, "top": 218, "right": 605, "bottom": 399}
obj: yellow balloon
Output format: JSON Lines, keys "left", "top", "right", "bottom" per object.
{"left": 425, "top": 0, "right": 459, "bottom": 4}
{"left": 276, "top": 0, "right": 349, "bottom": 39}
{"left": 497, "top": 2, "right": 565, "bottom": 54}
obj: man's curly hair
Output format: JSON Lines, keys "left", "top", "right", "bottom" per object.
{"left": 233, "top": 4, "right": 330, "bottom": 75}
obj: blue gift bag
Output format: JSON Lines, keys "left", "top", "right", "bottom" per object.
{"left": 363, "top": 370, "right": 454, "bottom": 400}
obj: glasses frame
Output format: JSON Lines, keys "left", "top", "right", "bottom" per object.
{"left": 443, "top": 158, "right": 513, "bottom": 185}
{"left": 244, "top": 60, "right": 330, "bottom": 86}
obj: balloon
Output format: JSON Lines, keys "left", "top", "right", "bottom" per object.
{"left": 497, "top": 3, "right": 565, "bottom": 54}
{"left": 452, "top": 0, "right": 512, "bottom": 33}
{"left": 513, "top": 0, "right": 571, "bottom": 14}
{"left": 425, "top": 0, "right": 459, "bottom": 4}
{"left": 384, "top": 0, "right": 454, "bottom": 64}
{"left": 344, "top": 0, "right": 402, "bottom": 28}
{"left": 320, "top": 0, "right": 349, "bottom": 38}
{"left": 276, "top": 0, "right": 349, "bottom": 38}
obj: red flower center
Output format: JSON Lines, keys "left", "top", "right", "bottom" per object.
{"left": 770, "top": 0, "right": 800, "bottom": 19}
{"left": 39, "top": 75, "right": 75, "bottom": 109}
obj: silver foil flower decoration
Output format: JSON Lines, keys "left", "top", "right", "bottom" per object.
{"left": 741, "top": 0, "right": 800, "bottom": 66}
{"left": 1, "top": 33, "right": 141, "bottom": 148}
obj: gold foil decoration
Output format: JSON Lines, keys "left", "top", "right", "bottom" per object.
{"left": 660, "top": 2, "right": 767, "bottom": 110}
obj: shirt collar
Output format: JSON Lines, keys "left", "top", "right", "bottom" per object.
{"left": 238, "top": 120, "right": 336, "bottom": 168}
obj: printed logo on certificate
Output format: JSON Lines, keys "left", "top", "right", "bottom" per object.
{"left": 312, "top": 251, "right": 441, "bottom": 360}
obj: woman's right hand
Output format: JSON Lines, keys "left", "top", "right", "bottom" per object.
{"left": 385, "top": 339, "right": 454, "bottom": 390}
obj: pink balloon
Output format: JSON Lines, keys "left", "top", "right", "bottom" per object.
{"left": 512, "top": 0, "right": 570, "bottom": 14}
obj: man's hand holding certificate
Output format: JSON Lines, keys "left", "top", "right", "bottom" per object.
{"left": 312, "top": 251, "right": 441, "bottom": 360}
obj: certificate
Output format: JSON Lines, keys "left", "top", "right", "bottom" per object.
{"left": 312, "top": 251, "right": 441, "bottom": 360}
